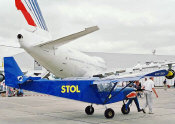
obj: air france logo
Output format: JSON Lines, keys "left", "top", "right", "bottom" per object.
{"left": 17, "top": 76, "right": 23, "bottom": 82}
{"left": 61, "top": 85, "right": 80, "bottom": 93}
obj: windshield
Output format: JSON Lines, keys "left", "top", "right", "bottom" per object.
{"left": 97, "top": 83, "right": 115, "bottom": 92}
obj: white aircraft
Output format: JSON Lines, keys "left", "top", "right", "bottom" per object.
{"left": 5, "top": 0, "right": 175, "bottom": 80}
{"left": 15, "top": 0, "right": 106, "bottom": 78}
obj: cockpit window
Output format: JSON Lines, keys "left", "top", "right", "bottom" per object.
{"left": 97, "top": 83, "right": 114, "bottom": 92}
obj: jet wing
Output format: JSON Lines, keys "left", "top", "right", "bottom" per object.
{"left": 94, "top": 61, "right": 175, "bottom": 78}
{"left": 35, "top": 26, "right": 99, "bottom": 49}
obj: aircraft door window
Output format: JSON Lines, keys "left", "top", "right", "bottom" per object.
{"left": 97, "top": 83, "right": 114, "bottom": 92}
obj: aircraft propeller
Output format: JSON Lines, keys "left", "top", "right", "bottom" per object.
{"left": 165, "top": 64, "right": 175, "bottom": 79}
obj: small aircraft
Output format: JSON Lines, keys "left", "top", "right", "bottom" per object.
{"left": 4, "top": 57, "right": 168, "bottom": 118}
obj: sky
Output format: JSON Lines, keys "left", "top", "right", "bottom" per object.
{"left": 0, "top": 0, "right": 175, "bottom": 56}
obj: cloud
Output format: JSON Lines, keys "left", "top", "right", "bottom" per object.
{"left": 0, "top": 0, "right": 175, "bottom": 56}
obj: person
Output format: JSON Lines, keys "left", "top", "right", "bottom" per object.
{"left": 145, "top": 78, "right": 147, "bottom": 82}
{"left": 0, "top": 82, "right": 3, "bottom": 91}
{"left": 136, "top": 81, "right": 142, "bottom": 98}
{"left": 163, "top": 79, "right": 167, "bottom": 91}
{"left": 0, "top": 81, "right": 6, "bottom": 97}
{"left": 142, "top": 77, "right": 158, "bottom": 114}
{"left": 125, "top": 81, "right": 145, "bottom": 113}
{"left": 17, "top": 89, "right": 24, "bottom": 97}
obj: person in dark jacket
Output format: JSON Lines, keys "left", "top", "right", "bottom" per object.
{"left": 163, "top": 79, "right": 167, "bottom": 90}
{"left": 125, "top": 81, "right": 145, "bottom": 113}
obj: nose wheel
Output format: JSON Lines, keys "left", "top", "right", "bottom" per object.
{"left": 121, "top": 104, "right": 130, "bottom": 114}
{"left": 85, "top": 105, "right": 94, "bottom": 115}
{"left": 104, "top": 108, "right": 115, "bottom": 119}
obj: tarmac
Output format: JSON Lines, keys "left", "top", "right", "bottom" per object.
{"left": 0, "top": 88, "right": 175, "bottom": 124}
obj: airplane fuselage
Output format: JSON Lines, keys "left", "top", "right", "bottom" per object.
{"left": 18, "top": 31, "right": 106, "bottom": 78}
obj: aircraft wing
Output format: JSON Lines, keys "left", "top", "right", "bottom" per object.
{"left": 95, "top": 60, "right": 175, "bottom": 78}
{"left": 93, "top": 69, "right": 168, "bottom": 84}
{"left": 92, "top": 69, "right": 168, "bottom": 105}
{"left": 35, "top": 26, "right": 99, "bottom": 49}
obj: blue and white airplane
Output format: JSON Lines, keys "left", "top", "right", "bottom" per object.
{"left": 4, "top": 57, "right": 168, "bottom": 118}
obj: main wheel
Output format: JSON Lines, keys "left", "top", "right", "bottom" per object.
{"left": 85, "top": 106, "right": 94, "bottom": 115}
{"left": 121, "top": 104, "right": 130, "bottom": 114}
{"left": 104, "top": 108, "right": 115, "bottom": 119}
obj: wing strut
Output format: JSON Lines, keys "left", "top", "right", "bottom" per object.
{"left": 103, "top": 82, "right": 118, "bottom": 104}
{"left": 103, "top": 81, "right": 134, "bottom": 104}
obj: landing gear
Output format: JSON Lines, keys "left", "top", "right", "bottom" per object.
{"left": 104, "top": 108, "right": 115, "bottom": 119}
{"left": 85, "top": 105, "right": 94, "bottom": 115}
{"left": 121, "top": 104, "right": 130, "bottom": 114}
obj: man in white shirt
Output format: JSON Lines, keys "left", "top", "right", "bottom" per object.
{"left": 142, "top": 77, "right": 158, "bottom": 114}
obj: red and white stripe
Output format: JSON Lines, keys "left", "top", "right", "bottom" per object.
{"left": 15, "top": 0, "right": 48, "bottom": 31}
{"left": 126, "top": 91, "right": 137, "bottom": 99}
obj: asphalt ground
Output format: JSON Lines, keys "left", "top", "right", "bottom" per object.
{"left": 0, "top": 88, "right": 175, "bottom": 124}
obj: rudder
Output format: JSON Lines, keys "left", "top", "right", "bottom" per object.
{"left": 4, "top": 57, "right": 26, "bottom": 88}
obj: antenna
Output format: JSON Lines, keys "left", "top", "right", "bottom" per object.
{"left": 152, "top": 49, "right": 156, "bottom": 55}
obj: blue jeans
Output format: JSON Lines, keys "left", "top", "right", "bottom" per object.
{"left": 126, "top": 97, "right": 140, "bottom": 111}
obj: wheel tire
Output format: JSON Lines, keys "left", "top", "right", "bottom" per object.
{"left": 0, "top": 74, "right": 5, "bottom": 82}
{"left": 121, "top": 104, "right": 130, "bottom": 114}
{"left": 85, "top": 106, "right": 94, "bottom": 115}
{"left": 104, "top": 108, "right": 115, "bottom": 119}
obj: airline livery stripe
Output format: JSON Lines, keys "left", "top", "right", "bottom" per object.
{"left": 26, "top": 0, "right": 43, "bottom": 29}
{"left": 31, "top": 0, "right": 46, "bottom": 30}
{"left": 15, "top": 0, "right": 48, "bottom": 31}
{"left": 15, "top": 0, "right": 36, "bottom": 26}
{"left": 32, "top": 0, "right": 47, "bottom": 30}
{"left": 33, "top": 0, "right": 48, "bottom": 31}
{"left": 28, "top": 0, "right": 44, "bottom": 29}
{"left": 28, "top": 0, "right": 43, "bottom": 28}
{"left": 23, "top": 0, "right": 41, "bottom": 28}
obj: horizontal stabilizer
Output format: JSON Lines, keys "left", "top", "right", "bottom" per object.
{"left": 35, "top": 26, "right": 99, "bottom": 48}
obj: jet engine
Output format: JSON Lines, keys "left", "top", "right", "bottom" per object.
{"left": 0, "top": 74, "right": 5, "bottom": 82}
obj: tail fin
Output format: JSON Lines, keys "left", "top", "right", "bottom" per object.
{"left": 15, "top": 0, "right": 48, "bottom": 31}
{"left": 4, "top": 57, "right": 27, "bottom": 88}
